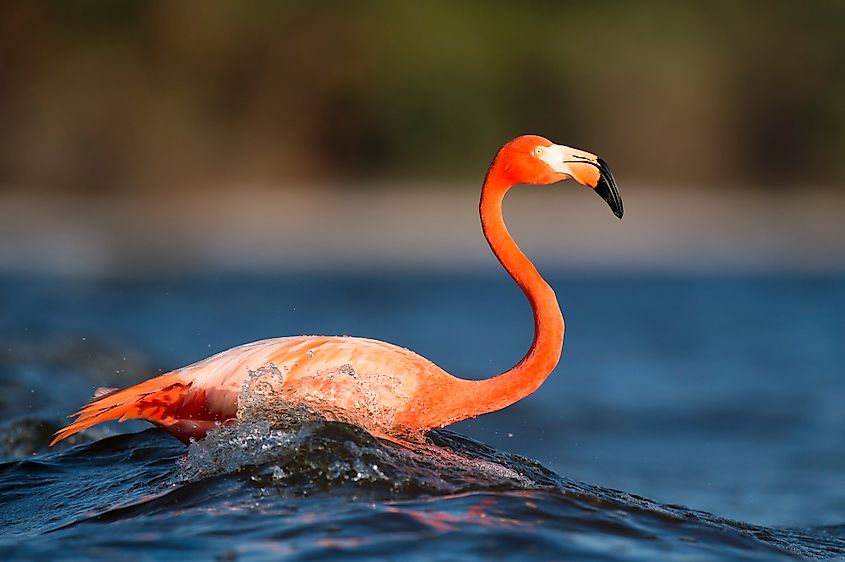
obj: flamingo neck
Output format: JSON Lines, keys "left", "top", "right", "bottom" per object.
{"left": 455, "top": 169, "right": 565, "bottom": 419}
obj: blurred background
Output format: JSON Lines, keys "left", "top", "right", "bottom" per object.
{"left": 1, "top": 0, "right": 845, "bottom": 273}
{"left": 1, "top": 0, "right": 844, "bottom": 529}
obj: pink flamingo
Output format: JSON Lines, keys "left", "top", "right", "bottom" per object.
{"left": 51, "top": 135, "right": 622, "bottom": 446}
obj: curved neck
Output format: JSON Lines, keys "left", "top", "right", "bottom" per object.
{"left": 459, "top": 168, "right": 565, "bottom": 418}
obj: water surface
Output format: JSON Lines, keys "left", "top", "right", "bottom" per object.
{"left": 1, "top": 273, "right": 844, "bottom": 560}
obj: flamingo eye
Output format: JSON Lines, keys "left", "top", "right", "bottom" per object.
{"left": 533, "top": 146, "right": 545, "bottom": 157}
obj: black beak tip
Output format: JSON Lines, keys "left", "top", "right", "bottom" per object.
{"left": 595, "top": 158, "right": 623, "bottom": 220}
{"left": 610, "top": 196, "right": 624, "bottom": 219}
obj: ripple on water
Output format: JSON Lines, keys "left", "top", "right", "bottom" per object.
{"left": 2, "top": 364, "right": 845, "bottom": 561}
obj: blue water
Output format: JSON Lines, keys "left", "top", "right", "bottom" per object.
{"left": 1, "top": 273, "right": 844, "bottom": 560}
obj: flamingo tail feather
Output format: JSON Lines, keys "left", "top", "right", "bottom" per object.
{"left": 50, "top": 373, "right": 190, "bottom": 446}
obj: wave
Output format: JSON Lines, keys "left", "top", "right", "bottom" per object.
{"left": 2, "top": 374, "right": 844, "bottom": 561}
{"left": 2, "top": 415, "right": 845, "bottom": 561}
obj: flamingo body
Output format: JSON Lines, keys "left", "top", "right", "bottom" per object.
{"left": 52, "top": 336, "right": 464, "bottom": 444}
{"left": 52, "top": 135, "right": 622, "bottom": 446}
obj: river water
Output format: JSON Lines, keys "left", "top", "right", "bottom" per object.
{"left": 1, "top": 273, "right": 844, "bottom": 560}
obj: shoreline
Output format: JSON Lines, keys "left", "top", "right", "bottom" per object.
{"left": 1, "top": 185, "right": 844, "bottom": 276}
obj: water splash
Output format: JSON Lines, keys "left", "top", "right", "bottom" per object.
{"left": 233, "top": 362, "right": 414, "bottom": 440}
{"left": 179, "top": 365, "right": 534, "bottom": 497}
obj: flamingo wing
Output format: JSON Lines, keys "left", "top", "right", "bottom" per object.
{"left": 50, "top": 336, "right": 436, "bottom": 445}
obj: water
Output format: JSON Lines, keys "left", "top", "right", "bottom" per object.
{"left": 1, "top": 272, "right": 844, "bottom": 560}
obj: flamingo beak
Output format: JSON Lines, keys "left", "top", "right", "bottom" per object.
{"left": 590, "top": 158, "right": 624, "bottom": 219}
{"left": 540, "top": 145, "right": 624, "bottom": 219}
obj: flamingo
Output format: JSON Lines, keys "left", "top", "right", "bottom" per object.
{"left": 50, "top": 135, "right": 623, "bottom": 446}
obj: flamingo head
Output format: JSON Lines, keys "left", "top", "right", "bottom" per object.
{"left": 494, "top": 135, "right": 623, "bottom": 219}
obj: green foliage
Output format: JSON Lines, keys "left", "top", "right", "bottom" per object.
{"left": 1, "top": 1, "right": 843, "bottom": 191}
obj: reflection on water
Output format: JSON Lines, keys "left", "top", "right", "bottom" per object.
{"left": 1, "top": 273, "right": 844, "bottom": 560}
{"left": 2, "top": 422, "right": 844, "bottom": 561}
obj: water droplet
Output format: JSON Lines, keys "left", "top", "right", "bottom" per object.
{"left": 338, "top": 364, "right": 357, "bottom": 378}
